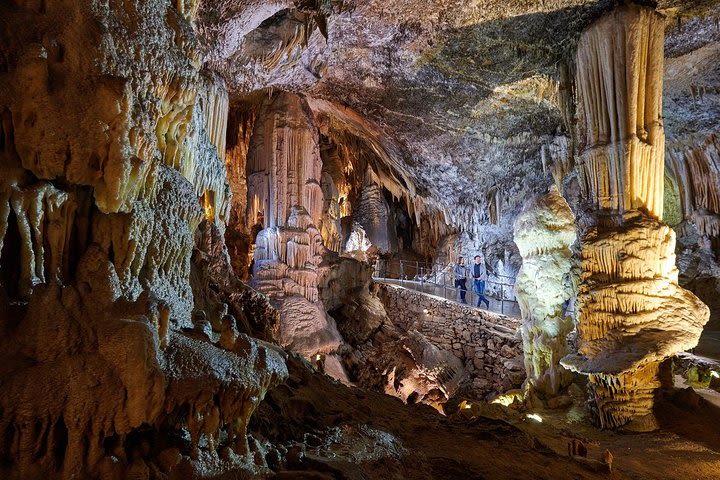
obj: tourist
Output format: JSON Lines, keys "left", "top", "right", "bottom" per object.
{"left": 473, "top": 254, "right": 490, "bottom": 308}
{"left": 454, "top": 257, "right": 468, "bottom": 303}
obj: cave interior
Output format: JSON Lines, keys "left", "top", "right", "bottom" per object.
{"left": 1, "top": 0, "right": 720, "bottom": 479}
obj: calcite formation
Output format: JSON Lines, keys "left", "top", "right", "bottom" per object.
{"left": 514, "top": 187, "right": 577, "bottom": 400}
{"left": 246, "top": 92, "right": 343, "bottom": 356}
{"left": 2, "top": 0, "right": 720, "bottom": 477}
{"left": 667, "top": 134, "right": 720, "bottom": 240}
{"left": 561, "top": 4, "right": 710, "bottom": 430}
{"left": 0, "top": 1, "right": 285, "bottom": 478}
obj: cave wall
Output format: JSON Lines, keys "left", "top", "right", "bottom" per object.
{"left": 0, "top": 0, "right": 233, "bottom": 322}
{"left": 0, "top": 1, "right": 289, "bottom": 478}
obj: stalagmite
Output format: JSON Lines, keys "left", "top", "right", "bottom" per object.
{"left": 561, "top": 4, "right": 710, "bottom": 431}
{"left": 320, "top": 171, "right": 343, "bottom": 252}
{"left": 514, "top": 187, "right": 577, "bottom": 400}
{"left": 247, "top": 92, "right": 342, "bottom": 356}
{"left": 351, "top": 166, "right": 396, "bottom": 254}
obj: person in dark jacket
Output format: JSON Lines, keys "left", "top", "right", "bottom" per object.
{"left": 473, "top": 254, "right": 490, "bottom": 308}
{"left": 454, "top": 257, "right": 468, "bottom": 304}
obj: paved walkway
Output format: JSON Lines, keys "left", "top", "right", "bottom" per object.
{"left": 376, "top": 278, "right": 521, "bottom": 318}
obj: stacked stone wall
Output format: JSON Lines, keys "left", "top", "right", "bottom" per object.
{"left": 375, "top": 282, "right": 525, "bottom": 397}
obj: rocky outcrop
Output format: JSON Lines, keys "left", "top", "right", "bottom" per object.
{"left": 0, "top": 2, "right": 287, "bottom": 479}
{"left": 246, "top": 92, "right": 343, "bottom": 357}
{"left": 514, "top": 187, "right": 577, "bottom": 400}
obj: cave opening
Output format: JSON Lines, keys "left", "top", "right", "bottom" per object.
{"left": 0, "top": 209, "right": 21, "bottom": 301}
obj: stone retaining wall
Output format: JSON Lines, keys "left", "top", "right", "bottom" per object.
{"left": 375, "top": 281, "right": 525, "bottom": 398}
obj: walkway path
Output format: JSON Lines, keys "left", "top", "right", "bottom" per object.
{"left": 376, "top": 278, "right": 521, "bottom": 318}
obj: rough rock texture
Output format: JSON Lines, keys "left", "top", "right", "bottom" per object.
{"left": 322, "top": 258, "right": 471, "bottom": 408}
{"left": 245, "top": 92, "right": 343, "bottom": 356}
{"left": 0, "top": 244, "right": 287, "bottom": 479}
{"left": 376, "top": 283, "right": 525, "bottom": 399}
{"left": 0, "top": 1, "right": 286, "bottom": 478}
{"left": 561, "top": 4, "right": 710, "bottom": 431}
{"left": 2, "top": 1, "right": 720, "bottom": 478}
{"left": 514, "top": 187, "right": 577, "bottom": 400}
{"left": 248, "top": 353, "right": 614, "bottom": 480}
{"left": 0, "top": 0, "right": 232, "bottom": 322}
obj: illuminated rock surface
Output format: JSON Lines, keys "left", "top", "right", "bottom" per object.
{"left": 0, "top": 0, "right": 719, "bottom": 478}
{"left": 560, "top": 4, "right": 710, "bottom": 431}
{"left": 514, "top": 187, "right": 577, "bottom": 400}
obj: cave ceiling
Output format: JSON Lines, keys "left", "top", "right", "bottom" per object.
{"left": 198, "top": 0, "right": 720, "bottom": 229}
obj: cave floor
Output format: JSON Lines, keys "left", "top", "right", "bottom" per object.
{"left": 255, "top": 358, "right": 720, "bottom": 480}
{"left": 492, "top": 381, "right": 720, "bottom": 480}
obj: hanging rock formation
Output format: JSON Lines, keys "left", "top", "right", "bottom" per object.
{"left": 561, "top": 3, "right": 710, "bottom": 431}
{"left": 514, "top": 187, "right": 577, "bottom": 400}
{"left": 351, "top": 166, "right": 397, "bottom": 254}
{"left": 667, "top": 134, "right": 720, "bottom": 241}
{"left": 0, "top": 1, "right": 287, "bottom": 478}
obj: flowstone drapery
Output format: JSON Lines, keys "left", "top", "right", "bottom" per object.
{"left": 514, "top": 187, "right": 577, "bottom": 400}
{"left": 247, "top": 92, "right": 343, "bottom": 356}
{"left": 561, "top": 4, "right": 710, "bottom": 431}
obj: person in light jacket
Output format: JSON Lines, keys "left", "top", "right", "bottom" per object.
{"left": 473, "top": 254, "right": 490, "bottom": 308}
{"left": 454, "top": 257, "right": 468, "bottom": 304}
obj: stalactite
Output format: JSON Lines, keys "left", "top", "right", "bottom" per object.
{"left": 351, "top": 166, "right": 395, "bottom": 253}
{"left": 247, "top": 92, "right": 323, "bottom": 230}
{"left": 514, "top": 187, "right": 576, "bottom": 400}
{"left": 0, "top": 173, "right": 81, "bottom": 299}
{"left": 574, "top": 4, "right": 665, "bottom": 220}
{"left": 545, "top": 135, "right": 573, "bottom": 190}
{"left": 487, "top": 185, "right": 503, "bottom": 225}
{"left": 667, "top": 133, "right": 720, "bottom": 238}
{"left": 562, "top": 4, "right": 710, "bottom": 431}
{"left": 154, "top": 74, "right": 232, "bottom": 225}
{"left": 320, "top": 171, "right": 343, "bottom": 252}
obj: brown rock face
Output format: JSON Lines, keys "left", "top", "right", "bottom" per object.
{"left": 0, "top": 1, "right": 287, "bottom": 478}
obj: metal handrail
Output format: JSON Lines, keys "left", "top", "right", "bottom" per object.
{"left": 372, "top": 258, "right": 519, "bottom": 316}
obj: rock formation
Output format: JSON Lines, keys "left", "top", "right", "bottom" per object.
{"left": 246, "top": 92, "right": 343, "bottom": 357}
{"left": 0, "top": 2, "right": 286, "bottom": 478}
{"left": 2, "top": 0, "right": 720, "bottom": 477}
{"left": 667, "top": 134, "right": 720, "bottom": 240}
{"left": 514, "top": 187, "right": 577, "bottom": 400}
{"left": 561, "top": 4, "right": 710, "bottom": 431}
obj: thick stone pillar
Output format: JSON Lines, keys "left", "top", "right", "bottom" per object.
{"left": 247, "top": 92, "right": 342, "bottom": 356}
{"left": 514, "top": 187, "right": 576, "bottom": 400}
{"left": 561, "top": 4, "right": 709, "bottom": 431}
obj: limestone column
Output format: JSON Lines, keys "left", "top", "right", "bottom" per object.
{"left": 246, "top": 92, "right": 342, "bottom": 356}
{"left": 560, "top": 4, "right": 709, "bottom": 430}
{"left": 514, "top": 187, "right": 576, "bottom": 400}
